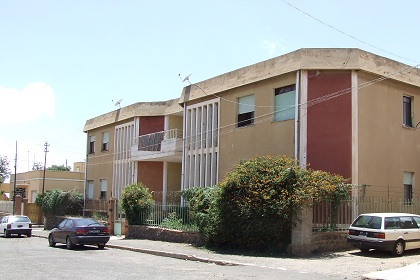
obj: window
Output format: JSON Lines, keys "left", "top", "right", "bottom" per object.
{"left": 87, "top": 180, "right": 94, "bottom": 199}
{"left": 102, "top": 132, "right": 109, "bottom": 151}
{"left": 274, "top": 85, "right": 296, "bottom": 122}
{"left": 237, "top": 95, "right": 255, "bottom": 127}
{"left": 403, "top": 96, "right": 413, "bottom": 127}
{"left": 403, "top": 172, "right": 413, "bottom": 203}
{"left": 100, "top": 179, "right": 107, "bottom": 199}
{"left": 89, "top": 135, "right": 96, "bottom": 154}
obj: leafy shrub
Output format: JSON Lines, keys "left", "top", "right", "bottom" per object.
{"left": 120, "top": 183, "right": 154, "bottom": 225}
{"left": 35, "top": 189, "right": 83, "bottom": 217}
{"left": 184, "top": 156, "right": 350, "bottom": 251}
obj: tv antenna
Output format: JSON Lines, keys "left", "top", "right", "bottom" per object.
{"left": 179, "top": 73, "right": 192, "bottom": 84}
{"left": 112, "top": 99, "right": 122, "bottom": 108}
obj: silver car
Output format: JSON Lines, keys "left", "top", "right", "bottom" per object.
{"left": 0, "top": 215, "right": 32, "bottom": 238}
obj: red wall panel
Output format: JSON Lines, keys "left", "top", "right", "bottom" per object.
{"left": 307, "top": 70, "right": 352, "bottom": 179}
{"left": 139, "top": 116, "right": 165, "bottom": 136}
{"left": 137, "top": 161, "right": 163, "bottom": 193}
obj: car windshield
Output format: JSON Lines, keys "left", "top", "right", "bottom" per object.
{"left": 352, "top": 215, "right": 382, "bottom": 229}
{"left": 74, "top": 219, "right": 103, "bottom": 227}
{"left": 10, "top": 216, "right": 30, "bottom": 223}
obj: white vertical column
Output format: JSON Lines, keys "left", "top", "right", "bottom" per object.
{"left": 299, "top": 70, "right": 308, "bottom": 168}
{"left": 351, "top": 70, "right": 359, "bottom": 219}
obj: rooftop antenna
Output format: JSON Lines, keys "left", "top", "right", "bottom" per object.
{"left": 179, "top": 73, "right": 192, "bottom": 84}
{"left": 112, "top": 99, "right": 122, "bottom": 109}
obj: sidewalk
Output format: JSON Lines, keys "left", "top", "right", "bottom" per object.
{"left": 31, "top": 228, "right": 420, "bottom": 279}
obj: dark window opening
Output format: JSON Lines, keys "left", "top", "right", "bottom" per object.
{"left": 238, "top": 111, "right": 254, "bottom": 127}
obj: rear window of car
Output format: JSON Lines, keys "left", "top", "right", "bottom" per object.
{"left": 351, "top": 215, "right": 382, "bottom": 229}
{"left": 74, "top": 219, "right": 103, "bottom": 227}
{"left": 10, "top": 216, "right": 30, "bottom": 223}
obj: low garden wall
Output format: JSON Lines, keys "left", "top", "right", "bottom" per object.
{"left": 126, "top": 225, "right": 205, "bottom": 246}
{"left": 311, "top": 231, "right": 352, "bottom": 253}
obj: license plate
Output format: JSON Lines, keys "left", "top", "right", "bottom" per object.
{"left": 89, "top": 230, "right": 100, "bottom": 234}
{"left": 359, "top": 231, "right": 367, "bottom": 237}
{"left": 18, "top": 225, "right": 23, "bottom": 228}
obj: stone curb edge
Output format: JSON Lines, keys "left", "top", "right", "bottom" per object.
{"left": 32, "top": 234, "right": 239, "bottom": 267}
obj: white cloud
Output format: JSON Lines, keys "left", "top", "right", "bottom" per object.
{"left": 261, "top": 39, "right": 287, "bottom": 58}
{"left": 0, "top": 82, "right": 55, "bottom": 126}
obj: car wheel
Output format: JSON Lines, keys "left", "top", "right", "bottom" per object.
{"left": 392, "top": 240, "right": 405, "bottom": 256}
{"left": 27, "top": 232, "right": 32, "bottom": 237}
{"left": 360, "top": 248, "right": 370, "bottom": 253}
{"left": 5, "top": 230, "right": 11, "bottom": 238}
{"left": 48, "top": 234, "right": 56, "bottom": 247}
{"left": 66, "top": 236, "right": 75, "bottom": 250}
{"left": 98, "top": 243, "right": 105, "bottom": 249}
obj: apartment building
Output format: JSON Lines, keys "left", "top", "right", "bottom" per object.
{"left": 180, "top": 48, "right": 420, "bottom": 200}
{"left": 83, "top": 99, "right": 183, "bottom": 204}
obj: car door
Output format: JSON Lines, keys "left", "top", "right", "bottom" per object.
{"left": 410, "top": 216, "right": 420, "bottom": 249}
{"left": 55, "top": 219, "right": 68, "bottom": 243}
{"left": 399, "top": 216, "right": 420, "bottom": 250}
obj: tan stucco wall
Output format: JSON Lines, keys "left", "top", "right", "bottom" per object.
{"left": 86, "top": 123, "right": 115, "bottom": 200}
{"left": 357, "top": 71, "right": 420, "bottom": 198}
{"left": 168, "top": 115, "right": 183, "bottom": 131}
{"left": 218, "top": 72, "right": 297, "bottom": 179}
{"left": 9, "top": 170, "right": 85, "bottom": 202}
{"left": 167, "top": 162, "right": 182, "bottom": 192}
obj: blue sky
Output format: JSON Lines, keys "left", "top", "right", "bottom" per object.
{"left": 1, "top": 0, "right": 419, "bottom": 174}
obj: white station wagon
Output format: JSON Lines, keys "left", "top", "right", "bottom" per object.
{"left": 347, "top": 213, "right": 420, "bottom": 256}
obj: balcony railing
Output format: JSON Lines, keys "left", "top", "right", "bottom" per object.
{"left": 134, "top": 129, "right": 183, "bottom": 152}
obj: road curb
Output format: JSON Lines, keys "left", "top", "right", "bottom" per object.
{"left": 32, "top": 233, "right": 239, "bottom": 266}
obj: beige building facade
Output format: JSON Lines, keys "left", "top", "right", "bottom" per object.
{"left": 83, "top": 99, "right": 183, "bottom": 205}
{"left": 9, "top": 169, "right": 85, "bottom": 203}
{"left": 180, "top": 48, "right": 420, "bottom": 201}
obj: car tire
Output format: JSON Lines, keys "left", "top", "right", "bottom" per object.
{"left": 27, "top": 232, "right": 31, "bottom": 237}
{"left": 360, "top": 248, "right": 370, "bottom": 253}
{"left": 392, "top": 240, "right": 405, "bottom": 256}
{"left": 98, "top": 243, "right": 105, "bottom": 249}
{"left": 48, "top": 234, "right": 56, "bottom": 247}
{"left": 5, "top": 230, "right": 11, "bottom": 238}
{"left": 66, "top": 236, "right": 75, "bottom": 250}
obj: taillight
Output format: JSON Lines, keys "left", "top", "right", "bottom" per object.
{"left": 348, "top": 229, "right": 355, "bottom": 235}
{"left": 373, "top": 232, "right": 385, "bottom": 239}
{"left": 102, "top": 228, "right": 110, "bottom": 234}
{"left": 76, "top": 229, "right": 88, "bottom": 235}
{"left": 7, "top": 224, "right": 11, "bottom": 229}
{"left": 29, "top": 224, "right": 32, "bottom": 228}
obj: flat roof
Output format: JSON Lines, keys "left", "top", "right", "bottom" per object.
{"left": 83, "top": 98, "right": 182, "bottom": 132}
{"left": 180, "top": 48, "right": 420, "bottom": 104}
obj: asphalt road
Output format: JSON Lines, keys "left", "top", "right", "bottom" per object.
{"left": 0, "top": 236, "right": 327, "bottom": 280}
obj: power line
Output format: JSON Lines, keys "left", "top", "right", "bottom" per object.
{"left": 280, "top": 0, "right": 419, "bottom": 64}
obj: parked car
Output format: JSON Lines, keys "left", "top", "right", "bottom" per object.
{"left": 0, "top": 215, "right": 32, "bottom": 238}
{"left": 48, "top": 217, "right": 110, "bottom": 249}
{"left": 347, "top": 213, "right": 420, "bottom": 256}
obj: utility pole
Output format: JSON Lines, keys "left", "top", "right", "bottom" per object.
{"left": 41, "top": 142, "right": 49, "bottom": 205}
{"left": 12, "top": 141, "right": 17, "bottom": 214}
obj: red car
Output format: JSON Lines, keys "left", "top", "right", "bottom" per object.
{"left": 48, "top": 217, "right": 110, "bottom": 249}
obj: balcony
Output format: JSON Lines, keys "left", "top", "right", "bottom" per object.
{"left": 131, "top": 128, "right": 183, "bottom": 162}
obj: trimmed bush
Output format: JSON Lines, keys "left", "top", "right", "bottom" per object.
{"left": 120, "top": 183, "right": 154, "bottom": 225}
{"left": 184, "top": 156, "right": 350, "bottom": 251}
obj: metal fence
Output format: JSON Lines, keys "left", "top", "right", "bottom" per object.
{"left": 312, "top": 197, "right": 420, "bottom": 232}
{"left": 136, "top": 202, "right": 199, "bottom": 232}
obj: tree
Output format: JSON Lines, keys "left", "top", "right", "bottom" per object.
{"left": 0, "top": 155, "right": 10, "bottom": 184}
{"left": 35, "top": 189, "right": 83, "bottom": 217}
{"left": 47, "top": 164, "right": 71, "bottom": 171}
